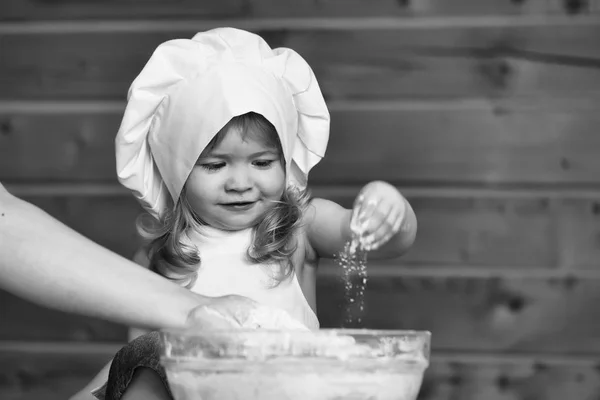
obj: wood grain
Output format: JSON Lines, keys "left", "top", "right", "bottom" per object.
{"left": 15, "top": 191, "right": 565, "bottom": 269}
{"left": 5, "top": 190, "right": 598, "bottom": 346}
{"left": 21, "top": 195, "right": 145, "bottom": 259}
{"left": 316, "top": 273, "right": 600, "bottom": 354}
{"left": 324, "top": 191, "right": 561, "bottom": 268}
{"left": 1, "top": 2, "right": 598, "bottom": 399}
{"left": 2, "top": 25, "right": 600, "bottom": 101}
{"left": 2, "top": 100, "right": 600, "bottom": 186}
{"left": 0, "top": 343, "right": 119, "bottom": 400}
{"left": 0, "top": 286, "right": 128, "bottom": 342}
{"left": 420, "top": 354, "right": 600, "bottom": 400}
{"left": 557, "top": 198, "right": 600, "bottom": 270}
{"left": 1, "top": 0, "right": 598, "bottom": 21}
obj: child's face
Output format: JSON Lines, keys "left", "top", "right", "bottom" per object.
{"left": 185, "top": 126, "right": 285, "bottom": 231}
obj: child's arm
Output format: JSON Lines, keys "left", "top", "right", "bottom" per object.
{"left": 306, "top": 181, "right": 417, "bottom": 260}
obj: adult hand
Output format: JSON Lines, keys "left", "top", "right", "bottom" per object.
{"left": 186, "top": 294, "right": 309, "bottom": 331}
{"left": 186, "top": 294, "right": 260, "bottom": 329}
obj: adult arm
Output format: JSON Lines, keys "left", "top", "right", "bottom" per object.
{"left": 0, "top": 183, "right": 206, "bottom": 330}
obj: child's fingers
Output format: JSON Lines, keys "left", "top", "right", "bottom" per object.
{"left": 359, "top": 203, "right": 396, "bottom": 249}
{"left": 350, "top": 200, "right": 363, "bottom": 235}
{"left": 393, "top": 206, "right": 407, "bottom": 233}
{"left": 376, "top": 214, "right": 404, "bottom": 248}
{"left": 352, "top": 196, "right": 379, "bottom": 235}
{"left": 365, "top": 202, "right": 405, "bottom": 250}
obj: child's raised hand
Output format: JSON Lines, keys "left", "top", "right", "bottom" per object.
{"left": 351, "top": 181, "right": 407, "bottom": 251}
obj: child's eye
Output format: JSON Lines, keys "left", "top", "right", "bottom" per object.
{"left": 253, "top": 160, "right": 275, "bottom": 168}
{"left": 200, "top": 162, "right": 225, "bottom": 171}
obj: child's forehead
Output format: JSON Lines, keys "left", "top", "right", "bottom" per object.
{"left": 202, "top": 126, "right": 280, "bottom": 155}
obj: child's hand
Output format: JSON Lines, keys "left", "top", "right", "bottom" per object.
{"left": 351, "top": 181, "right": 407, "bottom": 251}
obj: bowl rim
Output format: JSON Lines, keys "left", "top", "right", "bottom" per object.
{"left": 160, "top": 328, "right": 431, "bottom": 338}
{"left": 160, "top": 329, "right": 431, "bottom": 364}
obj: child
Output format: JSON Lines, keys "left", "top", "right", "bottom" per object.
{"left": 85, "top": 27, "right": 417, "bottom": 400}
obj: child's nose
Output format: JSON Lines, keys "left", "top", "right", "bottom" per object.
{"left": 225, "top": 167, "right": 252, "bottom": 192}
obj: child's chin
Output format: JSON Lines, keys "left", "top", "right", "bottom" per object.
{"left": 218, "top": 216, "right": 261, "bottom": 231}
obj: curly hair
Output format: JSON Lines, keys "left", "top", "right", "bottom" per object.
{"left": 136, "top": 112, "right": 310, "bottom": 288}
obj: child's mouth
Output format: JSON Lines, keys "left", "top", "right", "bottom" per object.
{"left": 222, "top": 201, "right": 256, "bottom": 211}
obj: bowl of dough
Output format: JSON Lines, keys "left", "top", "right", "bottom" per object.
{"left": 160, "top": 328, "right": 430, "bottom": 400}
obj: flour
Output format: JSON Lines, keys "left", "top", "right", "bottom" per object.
{"left": 336, "top": 233, "right": 369, "bottom": 327}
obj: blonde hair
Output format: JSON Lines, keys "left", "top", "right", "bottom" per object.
{"left": 137, "top": 112, "right": 310, "bottom": 288}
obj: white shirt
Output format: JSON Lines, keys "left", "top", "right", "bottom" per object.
{"left": 188, "top": 225, "right": 319, "bottom": 330}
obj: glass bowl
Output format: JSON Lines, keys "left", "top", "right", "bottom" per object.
{"left": 160, "top": 329, "right": 430, "bottom": 400}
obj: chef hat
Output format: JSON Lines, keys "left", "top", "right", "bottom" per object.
{"left": 115, "top": 27, "right": 330, "bottom": 219}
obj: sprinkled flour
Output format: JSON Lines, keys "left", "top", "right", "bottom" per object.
{"left": 336, "top": 234, "right": 368, "bottom": 327}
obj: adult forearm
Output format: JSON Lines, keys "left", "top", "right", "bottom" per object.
{"left": 0, "top": 185, "right": 207, "bottom": 330}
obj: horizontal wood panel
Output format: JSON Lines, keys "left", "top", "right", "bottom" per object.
{"left": 317, "top": 274, "right": 600, "bottom": 354}
{"left": 2, "top": 25, "right": 600, "bottom": 101}
{"left": 1, "top": 0, "right": 598, "bottom": 21}
{"left": 3, "top": 190, "right": 599, "bottom": 345}
{"left": 2, "top": 194, "right": 599, "bottom": 347}
{"left": 22, "top": 195, "right": 145, "bottom": 260}
{"left": 0, "top": 289, "right": 128, "bottom": 342}
{"left": 2, "top": 103, "right": 600, "bottom": 185}
{"left": 324, "top": 191, "right": 560, "bottom": 268}
{"left": 420, "top": 355, "right": 600, "bottom": 400}
{"left": 5, "top": 274, "right": 600, "bottom": 358}
{"left": 321, "top": 103, "right": 600, "bottom": 186}
{"left": 0, "top": 344, "right": 117, "bottom": 400}
{"left": 1, "top": 345, "right": 599, "bottom": 400}
{"left": 17, "top": 192, "right": 565, "bottom": 269}
{"left": 560, "top": 199, "right": 600, "bottom": 269}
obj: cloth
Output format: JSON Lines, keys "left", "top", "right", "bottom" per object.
{"left": 188, "top": 225, "right": 319, "bottom": 330}
{"left": 115, "top": 27, "right": 330, "bottom": 219}
{"left": 93, "top": 332, "right": 169, "bottom": 400}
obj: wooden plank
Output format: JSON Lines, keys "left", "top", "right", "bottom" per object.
{"left": 4, "top": 17, "right": 600, "bottom": 36}
{"left": 2, "top": 191, "right": 588, "bottom": 343}
{"left": 2, "top": 190, "right": 598, "bottom": 346}
{"left": 316, "top": 274, "right": 600, "bottom": 354}
{"left": 324, "top": 192, "right": 560, "bottom": 269}
{"left": 8, "top": 184, "right": 600, "bottom": 271}
{"left": 1, "top": 25, "right": 600, "bottom": 101}
{"left": 557, "top": 198, "right": 600, "bottom": 270}
{"left": 0, "top": 343, "right": 118, "bottom": 400}
{"left": 2, "top": 101, "right": 600, "bottom": 186}
{"left": 9, "top": 182, "right": 600, "bottom": 199}
{"left": 319, "top": 102, "right": 600, "bottom": 186}
{"left": 1, "top": 344, "right": 600, "bottom": 400}
{"left": 420, "top": 354, "right": 600, "bottom": 400}
{"left": 1, "top": 0, "right": 598, "bottom": 22}
{"left": 22, "top": 195, "right": 145, "bottom": 260}
{"left": 15, "top": 192, "right": 562, "bottom": 269}
{"left": 0, "top": 288, "right": 128, "bottom": 342}
{"left": 5, "top": 272, "right": 600, "bottom": 353}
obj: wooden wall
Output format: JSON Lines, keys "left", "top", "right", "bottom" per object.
{"left": 2, "top": 1, "right": 600, "bottom": 399}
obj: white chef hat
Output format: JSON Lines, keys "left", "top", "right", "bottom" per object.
{"left": 115, "top": 27, "right": 330, "bottom": 219}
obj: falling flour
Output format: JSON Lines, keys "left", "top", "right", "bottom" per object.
{"left": 335, "top": 234, "right": 368, "bottom": 327}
